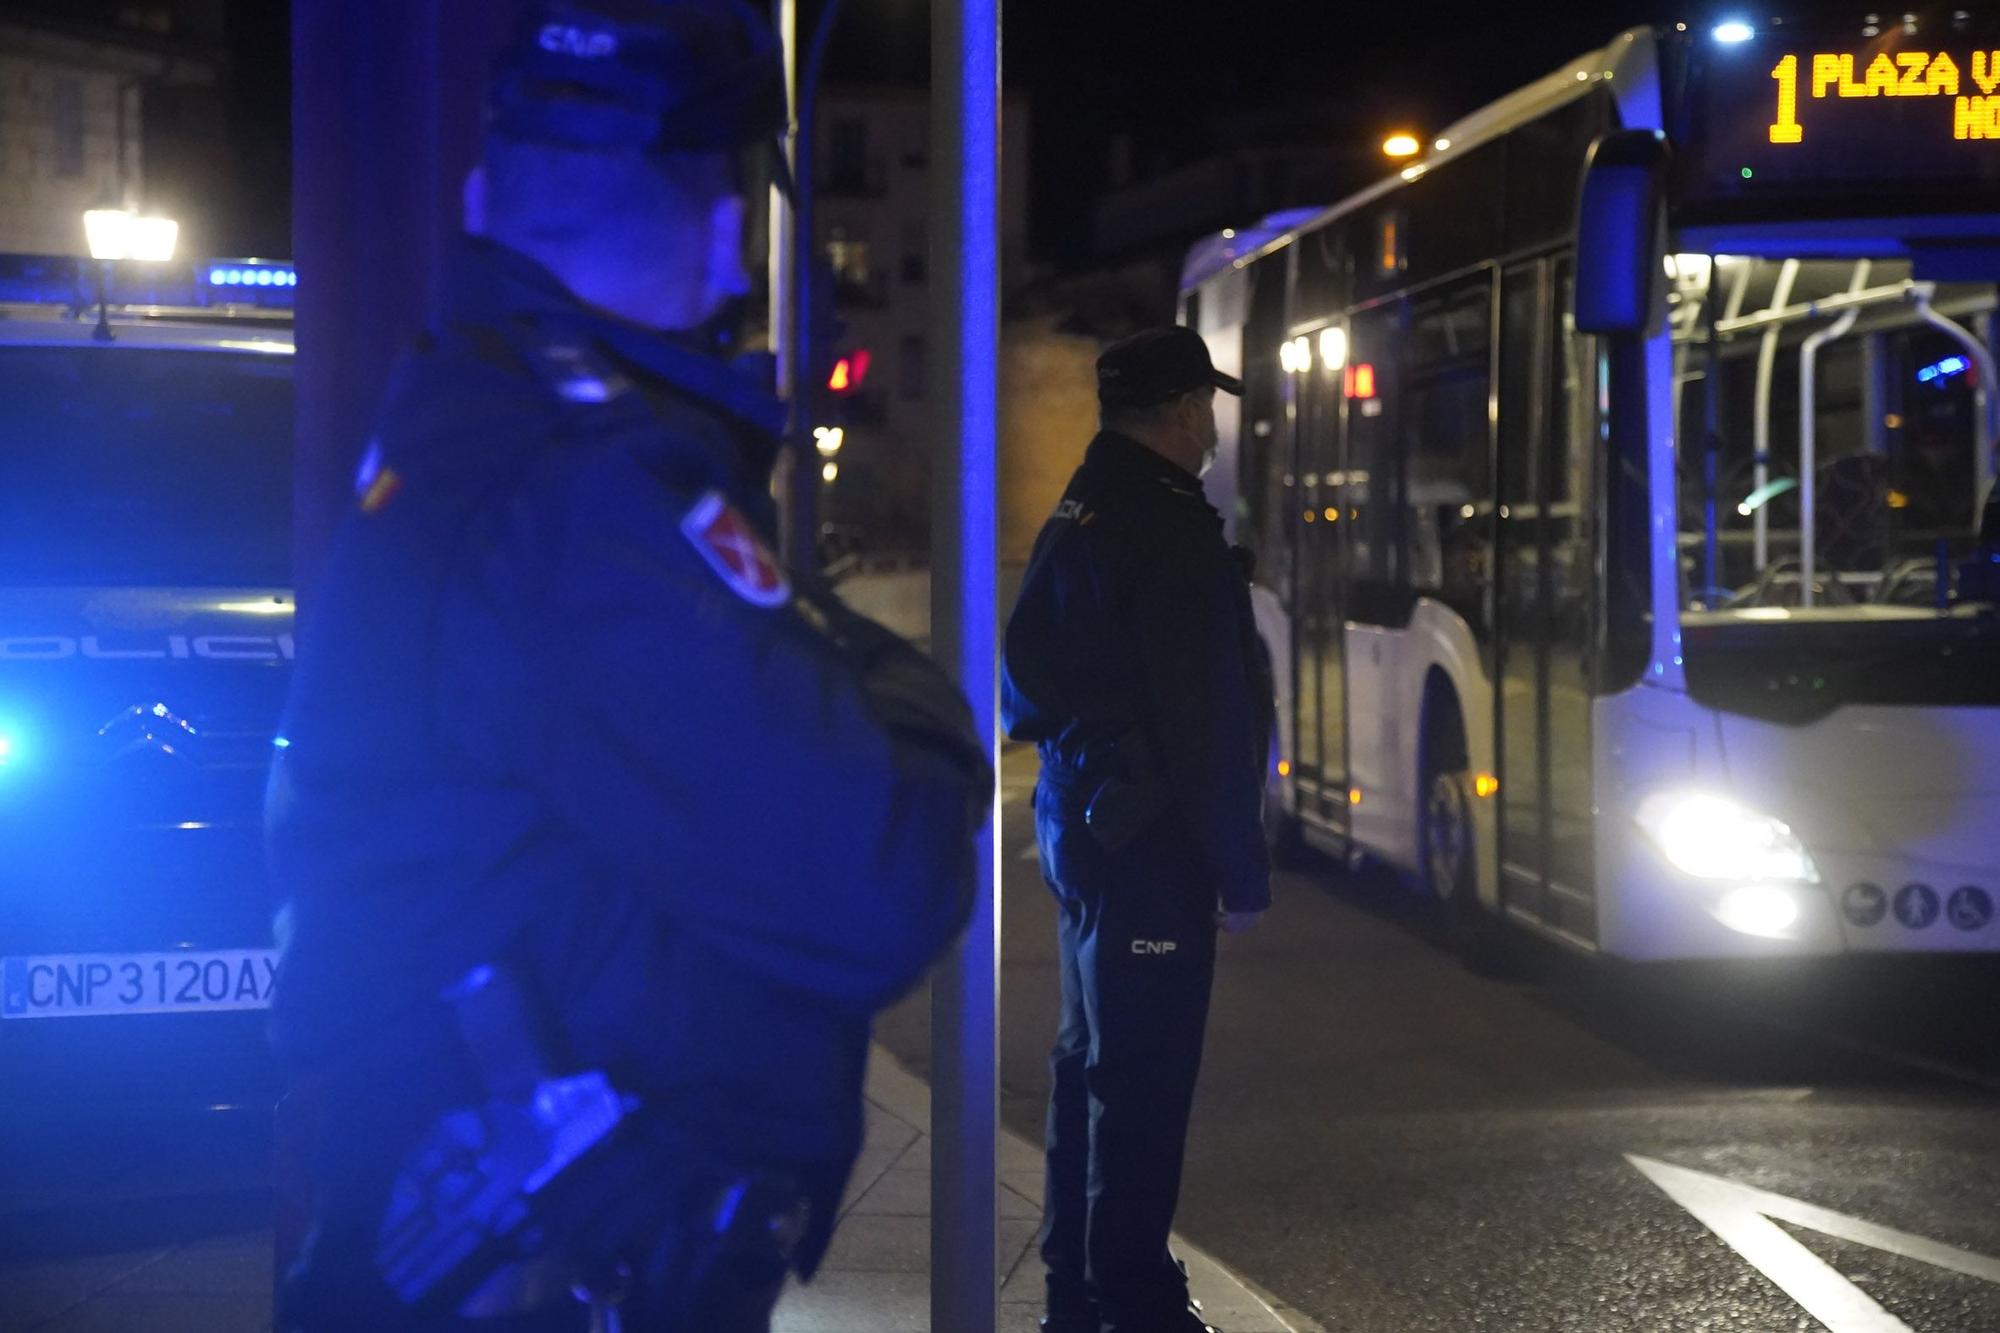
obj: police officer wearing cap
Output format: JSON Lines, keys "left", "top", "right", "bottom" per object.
{"left": 1002, "top": 327, "right": 1272, "bottom": 1333}
{"left": 267, "top": 3, "right": 987, "bottom": 1329}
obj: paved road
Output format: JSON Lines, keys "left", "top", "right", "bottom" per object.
{"left": 873, "top": 749, "right": 2000, "bottom": 1332}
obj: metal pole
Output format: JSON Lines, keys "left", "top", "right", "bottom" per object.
{"left": 785, "top": 0, "right": 844, "bottom": 573}
{"left": 770, "top": 0, "right": 796, "bottom": 409}
{"left": 929, "top": 0, "right": 1000, "bottom": 1327}
{"left": 291, "top": 0, "right": 513, "bottom": 602}
{"left": 280, "top": 0, "right": 515, "bottom": 1295}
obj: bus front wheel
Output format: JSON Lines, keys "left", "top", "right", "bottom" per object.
{"left": 1418, "top": 710, "right": 1512, "bottom": 975}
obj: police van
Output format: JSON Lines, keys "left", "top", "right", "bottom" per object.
{"left": 0, "top": 255, "right": 293, "bottom": 1113}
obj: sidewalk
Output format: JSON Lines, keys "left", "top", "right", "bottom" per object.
{"left": 773, "top": 1048, "right": 1307, "bottom": 1333}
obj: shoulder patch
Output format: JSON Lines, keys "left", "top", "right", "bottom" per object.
{"left": 680, "top": 491, "right": 790, "bottom": 608}
{"left": 354, "top": 438, "right": 402, "bottom": 515}
{"left": 360, "top": 467, "right": 403, "bottom": 515}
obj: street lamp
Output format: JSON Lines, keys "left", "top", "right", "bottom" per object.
{"left": 82, "top": 207, "right": 179, "bottom": 261}
{"left": 81, "top": 207, "right": 180, "bottom": 342}
{"left": 1381, "top": 132, "right": 1421, "bottom": 160}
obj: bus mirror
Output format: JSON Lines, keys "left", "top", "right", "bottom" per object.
{"left": 1573, "top": 130, "right": 1671, "bottom": 336}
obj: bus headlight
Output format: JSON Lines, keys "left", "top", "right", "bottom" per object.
{"left": 1634, "top": 790, "right": 1820, "bottom": 884}
{"left": 1713, "top": 884, "right": 1801, "bottom": 938}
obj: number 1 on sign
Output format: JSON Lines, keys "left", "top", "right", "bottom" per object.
{"left": 1771, "top": 55, "right": 1804, "bottom": 144}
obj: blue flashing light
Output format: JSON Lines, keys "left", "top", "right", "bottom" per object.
{"left": 0, "top": 719, "right": 27, "bottom": 768}
{"left": 1917, "top": 355, "right": 1970, "bottom": 385}
{"left": 205, "top": 264, "right": 296, "bottom": 291}
{"left": 1713, "top": 20, "right": 1755, "bottom": 43}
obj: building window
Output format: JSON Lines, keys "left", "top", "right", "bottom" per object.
{"left": 900, "top": 221, "right": 927, "bottom": 285}
{"left": 900, "top": 335, "right": 926, "bottom": 401}
{"left": 52, "top": 77, "right": 85, "bottom": 179}
{"left": 826, "top": 227, "right": 876, "bottom": 307}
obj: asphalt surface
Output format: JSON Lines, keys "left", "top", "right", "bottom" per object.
{"left": 873, "top": 750, "right": 2000, "bottom": 1332}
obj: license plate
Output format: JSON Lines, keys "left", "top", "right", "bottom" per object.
{"left": 1, "top": 949, "right": 278, "bottom": 1020}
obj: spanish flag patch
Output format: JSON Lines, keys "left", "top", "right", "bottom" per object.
{"left": 359, "top": 466, "right": 403, "bottom": 515}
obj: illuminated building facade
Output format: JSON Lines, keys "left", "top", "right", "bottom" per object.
{"left": 0, "top": 2, "right": 230, "bottom": 257}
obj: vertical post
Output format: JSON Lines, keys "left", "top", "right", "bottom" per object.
{"left": 290, "top": 0, "right": 514, "bottom": 602}
{"left": 770, "top": 0, "right": 797, "bottom": 407}
{"left": 768, "top": 0, "right": 800, "bottom": 564}
{"left": 277, "top": 0, "right": 514, "bottom": 1288}
{"left": 929, "top": 0, "right": 1001, "bottom": 1328}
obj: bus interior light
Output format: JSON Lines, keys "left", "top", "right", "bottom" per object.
{"left": 1318, "top": 326, "right": 1347, "bottom": 370}
{"left": 1712, "top": 20, "right": 1755, "bottom": 43}
{"left": 1635, "top": 790, "right": 1820, "bottom": 884}
{"left": 1736, "top": 476, "right": 1798, "bottom": 517}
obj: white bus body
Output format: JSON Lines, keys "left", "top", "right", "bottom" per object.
{"left": 1186, "top": 23, "right": 2000, "bottom": 961}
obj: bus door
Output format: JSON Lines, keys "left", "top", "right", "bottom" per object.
{"left": 1496, "top": 258, "right": 1599, "bottom": 941}
{"left": 1341, "top": 299, "right": 1409, "bottom": 844}
{"left": 1292, "top": 322, "right": 1350, "bottom": 835}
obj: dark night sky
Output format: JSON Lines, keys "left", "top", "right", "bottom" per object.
{"left": 989, "top": 0, "right": 1686, "bottom": 260}
{"left": 220, "top": 0, "right": 1754, "bottom": 262}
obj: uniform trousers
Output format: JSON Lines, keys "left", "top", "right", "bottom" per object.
{"left": 1035, "top": 780, "right": 1218, "bottom": 1330}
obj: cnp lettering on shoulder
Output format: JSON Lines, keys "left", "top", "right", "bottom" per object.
{"left": 539, "top": 23, "right": 618, "bottom": 58}
{"left": 1131, "top": 939, "right": 1178, "bottom": 956}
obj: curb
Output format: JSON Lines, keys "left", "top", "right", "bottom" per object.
{"left": 863, "top": 1047, "right": 1322, "bottom": 1333}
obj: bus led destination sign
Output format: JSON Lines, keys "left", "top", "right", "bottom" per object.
{"left": 1766, "top": 50, "right": 2000, "bottom": 143}
{"left": 1684, "top": 31, "right": 2000, "bottom": 214}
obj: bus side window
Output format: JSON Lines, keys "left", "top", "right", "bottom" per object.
{"left": 1345, "top": 302, "right": 1406, "bottom": 624}
{"left": 1404, "top": 278, "right": 1497, "bottom": 636}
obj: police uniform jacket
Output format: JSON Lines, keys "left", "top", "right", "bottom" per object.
{"left": 267, "top": 237, "right": 984, "bottom": 1207}
{"left": 1002, "top": 430, "right": 1271, "bottom": 913}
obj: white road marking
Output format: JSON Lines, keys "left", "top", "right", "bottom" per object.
{"left": 1628, "top": 1154, "right": 2000, "bottom": 1332}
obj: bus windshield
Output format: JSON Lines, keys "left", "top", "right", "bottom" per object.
{"left": 1669, "top": 253, "right": 1998, "bottom": 618}
{"left": 0, "top": 345, "right": 293, "bottom": 587}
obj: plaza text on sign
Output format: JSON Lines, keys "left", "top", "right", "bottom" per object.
{"left": 1767, "top": 50, "right": 2000, "bottom": 144}
{"left": 1681, "top": 31, "right": 2000, "bottom": 215}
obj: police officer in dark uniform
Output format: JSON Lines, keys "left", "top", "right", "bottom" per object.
{"left": 266, "top": 3, "right": 987, "bottom": 1329}
{"left": 1002, "top": 327, "right": 1272, "bottom": 1333}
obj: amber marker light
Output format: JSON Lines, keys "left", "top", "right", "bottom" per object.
{"left": 1475, "top": 773, "right": 1501, "bottom": 799}
{"left": 1381, "top": 132, "right": 1421, "bottom": 159}
{"left": 1349, "top": 787, "right": 1363, "bottom": 806}
{"left": 1277, "top": 760, "right": 1292, "bottom": 777}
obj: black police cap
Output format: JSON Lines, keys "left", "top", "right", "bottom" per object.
{"left": 489, "top": 0, "right": 788, "bottom": 157}
{"left": 1097, "top": 326, "right": 1244, "bottom": 411}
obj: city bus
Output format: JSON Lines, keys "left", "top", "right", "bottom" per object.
{"left": 1182, "top": 14, "right": 2000, "bottom": 963}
